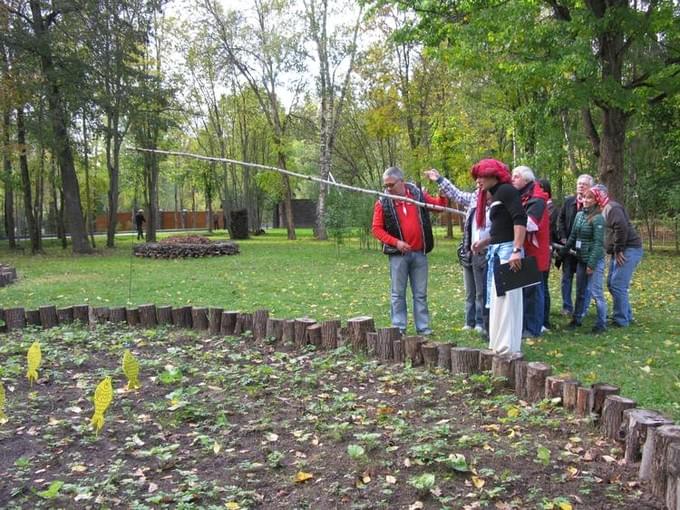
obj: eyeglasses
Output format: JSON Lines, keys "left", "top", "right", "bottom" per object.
{"left": 384, "top": 181, "right": 400, "bottom": 189}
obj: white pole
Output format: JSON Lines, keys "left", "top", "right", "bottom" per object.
{"left": 131, "top": 147, "right": 466, "bottom": 217}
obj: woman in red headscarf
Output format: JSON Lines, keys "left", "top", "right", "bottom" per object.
{"left": 470, "top": 159, "right": 528, "bottom": 354}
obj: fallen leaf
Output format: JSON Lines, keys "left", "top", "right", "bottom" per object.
{"left": 385, "top": 475, "right": 397, "bottom": 484}
{"left": 148, "top": 482, "right": 158, "bottom": 493}
{"left": 408, "top": 502, "right": 424, "bottom": 510}
{"left": 471, "top": 476, "right": 485, "bottom": 489}
{"left": 213, "top": 442, "right": 221, "bottom": 455}
{"left": 70, "top": 465, "right": 87, "bottom": 473}
{"left": 225, "top": 502, "right": 240, "bottom": 510}
{"left": 294, "top": 471, "right": 313, "bottom": 483}
{"left": 265, "top": 432, "right": 279, "bottom": 442}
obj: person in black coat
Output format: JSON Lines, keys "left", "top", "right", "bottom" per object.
{"left": 134, "top": 209, "right": 146, "bottom": 240}
{"left": 557, "top": 174, "right": 593, "bottom": 315}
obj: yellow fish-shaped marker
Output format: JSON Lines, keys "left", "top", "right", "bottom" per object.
{"left": 90, "top": 376, "right": 113, "bottom": 434}
{"left": 122, "top": 350, "right": 141, "bottom": 390}
{"left": 26, "top": 342, "right": 42, "bottom": 386}
{"left": 0, "top": 382, "right": 6, "bottom": 423}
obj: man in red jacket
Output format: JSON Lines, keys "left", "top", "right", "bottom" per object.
{"left": 511, "top": 166, "right": 551, "bottom": 337}
{"left": 372, "top": 166, "right": 448, "bottom": 335}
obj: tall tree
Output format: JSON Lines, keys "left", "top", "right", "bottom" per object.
{"left": 303, "top": 0, "right": 363, "bottom": 240}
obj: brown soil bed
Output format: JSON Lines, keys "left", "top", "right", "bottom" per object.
{"left": 0, "top": 325, "right": 662, "bottom": 509}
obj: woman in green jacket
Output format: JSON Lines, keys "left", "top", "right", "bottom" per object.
{"left": 564, "top": 189, "right": 607, "bottom": 333}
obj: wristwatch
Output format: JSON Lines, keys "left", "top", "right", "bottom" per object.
{"left": 512, "top": 247, "right": 521, "bottom": 254}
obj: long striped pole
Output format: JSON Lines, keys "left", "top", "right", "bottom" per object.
{"left": 131, "top": 147, "right": 466, "bottom": 217}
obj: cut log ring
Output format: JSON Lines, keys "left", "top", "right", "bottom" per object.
{"left": 404, "top": 336, "right": 424, "bottom": 366}
{"left": 320, "top": 320, "right": 341, "bottom": 350}
{"left": 478, "top": 349, "right": 495, "bottom": 372}
{"left": 601, "top": 395, "right": 636, "bottom": 440}
{"left": 347, "top": 316, "right": 375, "bottom": 353}
{"left": 623, "top": 409, "right": 673, "bottom": 465}
{"left": 526, "top": 362, "right": 552, "bottom": 403}
{"left": 562, "top": 380, "right": 580, "bottom": 410}
{"left": 421, "top": 342, "right": 439, "bottom": 369}
{"left": 491, "top": 353, "right": 524, "bottom": 386}
{"left": 437, "top": 343, "right": 453, "bottom": 371}
{"left": 514, "top": 360, "right": 528, "bottom": 400}
{"left": 376, "top": 327, "right": 400, "bottom": 362}
{"left": 645, "top": 425, "right": 680, "bottom": 500}
{"left": 450, "top": 347, "right": 480, "bottom": 375}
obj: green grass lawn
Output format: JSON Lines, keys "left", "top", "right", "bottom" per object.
{"left": 1, "top": 228, "right": 679, "bottom": 421}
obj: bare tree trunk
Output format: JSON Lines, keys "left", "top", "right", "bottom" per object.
{"left": 2, "top": 106, "right": 16, "bottom": 248}
{"left": 599, "top": 107, "right": 627, "bottom": 202}
{"left": 17, "top": 108, "right": 42, "bottom": 253}
{"left": 82, "top": 113, "right": 96, "bottom": 248}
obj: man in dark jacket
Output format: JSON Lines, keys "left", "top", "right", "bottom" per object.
{"left": 591, "top": 185, "right": 643, "bottom": 327}
{"left": 557, "top": 174, "right": 593, "bottom": 315}
{"left": 134, "top": 209, "right": 146, "bottom": 240}
{"left": 372, "top": 166, "right": 448, "bottom": 335}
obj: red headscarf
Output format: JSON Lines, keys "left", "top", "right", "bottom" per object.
{"left": 470, "top": 159, "right": 511, "bottom": 228}
{"left": 590, "top": 185, "right": 610, "bottom": 208}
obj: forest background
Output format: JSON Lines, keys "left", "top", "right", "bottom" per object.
{"left": 1, "top": 0, "right": 680, "bottom": 253}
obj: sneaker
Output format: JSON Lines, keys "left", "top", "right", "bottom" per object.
{"left": 418, "top": 329, "right": 433, "bottom": 336}
{"left": 462, "top": 325, "right": 473, "bottom": 331}
{"left": 591, "top": 326, "right": 606, "bottom": 334}
{"left": 474, "top": 325, "right": 484, "bottom": 333}
{"left": 541, "top": 326, "right": 550, "bottom": 333}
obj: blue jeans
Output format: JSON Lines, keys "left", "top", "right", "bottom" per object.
{"left": 462, "top": 253, "right": 488, "bottom": 329}
{"left": 561, "top": 256, "right": 577, "bottom": 313}
{"left": 607, "top": 246, "right": 643, "bottom": 326}
{"left": 542, "top": 271, "right": 551, "bottom": 328}
{"left": 389, "top": 252, "right": 430, "bottom": 334}
{"left": 523, "top": 278, "right": 545, "bottom": 336}
{"left": 574, "top": 259, "right": 607, "bottom": 328}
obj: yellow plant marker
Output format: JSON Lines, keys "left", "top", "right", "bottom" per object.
{"left": 122, "top": 350, "right": 141, "bottom": 390}
{"left": 0, "top": 382, "right": 7, "bottom": 424}
{"left": 26, "top": 342, "right": 42, "bottom": 386}
{"left": 90, "top": 376, "right": 113, "bottom": 434}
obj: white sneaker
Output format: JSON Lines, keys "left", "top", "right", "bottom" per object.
{"left": 541, "top": 326, "right": 550, "bottom": 333}
{"left": 474, "top": 325, "right": 483, "bottom": 333}
{"left": 462, "top": 325, "right": 473, "bottom": 331}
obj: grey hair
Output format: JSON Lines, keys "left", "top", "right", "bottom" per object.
{"left": 577, "top": 174, "right": 594, "bottom": 186}
{"left": 591, "top": 183, "right": 608, "bottom": 195}
{"left": 512, "top": 165, "right": 536, "bottom": 182}
{"left": 383, "top": 166, "right": 404, "bottom": 181}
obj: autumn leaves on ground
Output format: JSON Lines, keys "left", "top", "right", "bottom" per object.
{"left": 0, "top": 324, "right": 664, "bottom": 509}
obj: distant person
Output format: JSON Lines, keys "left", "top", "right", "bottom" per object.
{"left": 538, "top": 178, "right": 559, "bottom": 331}
{"left": 511, "top": 166, "right": 550, "bottom": 338}
{"left": 591, "top": 184, "right": 643, "bottom": 327}
{"left": 372, "top": 166, "right": 448, "bottom": 335}
{"left": 562, "top": 188, "right": 607, "bottom": 333}
{"left": 424, "top": 168, "right": 489, "bottom": 336}
{"left": 134, "top": 209, "right": 146, "bottom": 240}
{"left": 470, "top": 159, "right": 527, "bottom": 355}
{"left": 557, "top": 174, "right": 594, "bottom": 315}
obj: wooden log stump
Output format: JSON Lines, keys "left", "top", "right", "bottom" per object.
{"left": 393, "top": 339, "right": 404, "bottom": 363}
{"left": 647, "top": 425, "right": 680, "bottom": 500}
{"left": 26, "top": 309, "right": 41, "bottom": 326}
{"left": 437, "top": 343, "right": 453, "bottom": 371}
{"left": 576, "top": 387, "right": 593, "bottom": 417}
{"left": 421, "top": 342, "right": 439, "bottom": 369}
{"left": 156, "top": 306, "right": 173, "bottom": 325}
{"left": 4, "top": 308, "right": 26, "bottom": 331}
{"left": 294, "top": 318, "right": 317, "bottom": 347}
{"left": 562, "top": 380, "right": 580, "bottom": 410}
{"left": 526, "top": 362, "right": 552, "bottom": 403}
{"left": 126, "top": 308, "right": 140, "bottom": 326}
{"left": 337, "top": 326, "right": 348, "bottom": 347}
{"left": 192, "top": 307, "right": 209, "bottom": 330}
{"left": 321, "top": 320, "right": 341, "bottom": 350}
{"left": 601, "top": 395, "right": 636, "bottom": 440}
{"left": 209, "top": 307, "right": 224, "bottom": 335}
{"left": 666, "top": 442, "right": 680, "bottom": 510}
{"left": 404, "top": 335, "right": 424, "bottom": 366}
{"left": 57, "top": 306, "right": 74, "bottom": 324}
{"left": 110, "top": 307, "right": 126, "bottom": 323}
{"left": 623, "top": 409, "right": 673, "bottom": 464}
{"left": 376, "top": 327, "right": 400, "bottom": 362}
{"left": 590, "top": 383, "right": 620, "bottom": 421}
{"left": 478, "top": 349, "right": 495, "bottom": 372}
{"left": 172, "top": 306, "right": 193, "bottom": 329}
{"left": 39, "top": 305, "right": 58, "bottom": 329}
{"left": 138, "top": 304, "right": 157, "bottom": 328}
{"left": 366, "top": 332, "right": 378, "bottom": 357}
{"left": 347, "top": 316, "right": 375, "bottom": 353}
{"left": 307, "top": 324, "right": 322, "bottom": 348}
{"left": 266, "top": 318, "right": 285, "bottom": 341}
{"left": 545, "top": 376, "right": 565, "bottom": 401}
{"left": 90, "top": 306, "right": 110, "bottom": 325}
{"left": 451, "top": 347, "right": 480, "bottom": 375}
{"left": 73, "top": 304, "right": 90, "bottom": 323}
{"left": 253, "top": 309, "right": 270, "bottom": 340}
{"left": 491, "top": 353, "right": 524, "bottom": 386}
{"left": 0, "top": 308, "right": 4, "bottom": 333}
{"left": 641, "top": 423, "right": 680, "bottom": 481}
{"left": 234, "top": 312, "right": 254, "bottom": 336}
{"left": 220, "top": 311, "right": 238, "bottom": 335}
{"left": 514, "top": 360, "right": 528, "bottom": 400}
{"left": 281, "top": 319, "right": 296, "bottom": 343}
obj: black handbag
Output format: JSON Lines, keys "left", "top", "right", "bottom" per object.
{"left": 457, "top": 242, "right": 472, "bottom": 267}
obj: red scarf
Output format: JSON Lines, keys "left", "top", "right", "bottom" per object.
{"left": 470, "top": 159, "right": 510, "bottom": 228}
{"left": 590, "top": 187, "right": 610, "bottom": 208}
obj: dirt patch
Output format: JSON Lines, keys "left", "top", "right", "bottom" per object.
{"left": 0, "top": 325, "right": 662, "bottom": 509}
